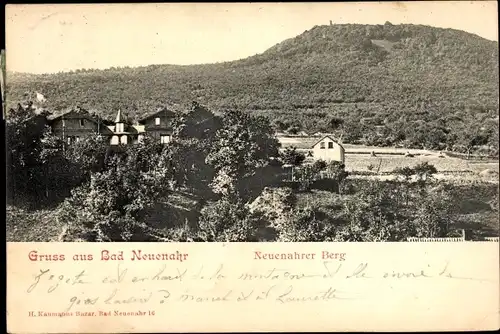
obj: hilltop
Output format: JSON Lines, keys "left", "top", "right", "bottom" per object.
{"left": 6, "top": 23, "right": 499, "bottom": 152}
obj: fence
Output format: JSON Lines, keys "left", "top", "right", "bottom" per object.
{"left": 406, "top": 237, "right": 465, "bottom": 242}
{"left": 407, "top": 236, "right": 499, "bottom": 242}
{"left": 484, "top": 237, "right": 500, "bottom": 242}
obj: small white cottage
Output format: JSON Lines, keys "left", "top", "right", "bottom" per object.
{"left": 311, "top": 135, "right": 345, "bottom": 163}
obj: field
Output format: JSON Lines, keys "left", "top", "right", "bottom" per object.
{"left": 277, "top": 136, "right": 500, "bottom": 176}
{"left": 345, "top": 155, "right": 499, "bottom": 174}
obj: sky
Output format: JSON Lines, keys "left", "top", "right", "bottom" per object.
{"left": 5, "top": 2, "right": 499, "bottom": 74}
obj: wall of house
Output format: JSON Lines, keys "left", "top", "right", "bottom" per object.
{"left": 312, "top": 138, "right": 345, "bottom": 163}
{"left": 142, "top": 111, "right": 174, "bottom": 141}
{"left": 51, "top": 114, "right": 100, "bottom": 140}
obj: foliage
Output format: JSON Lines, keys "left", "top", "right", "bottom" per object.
{"left": 411, "top": 184, "right": 453, "bottom": 237}
{"left": 5, "top": 103, "right": 82, "bottom": 205}
{"left": 197, "top": 195, "right": 261, "bottom": 242}
{"left": 393, "top": 166, "right": 415, "bottom": 181}
{"left": 249, "top": 187, "right": 296, "bottom": 230}
{"left": 280, "top": 146, "right": 306, "bottom": 166}
{"left": 206, "top": 109, "right": 280, "bottom": 194}
{"left": 169, "top": 103, "right": 221, "bottom": 194}
{"left": 55, "top": 138, "right": 177, "bottom": 241}
{"left": 275, "top": 206, "right": 340, "bottom": 242}
{"left": 325, "top": 161, "right": 349, "bottom": 193}
{"left": 336, "top": 179, "right": 456, "bottom": 241}
{"left": 311, "top": 159, "right": 328, "bottom": 171}
{"left": 294, "top": 165, "right": 319, "bottom": 191}
{"left": 65, "top": 134, "right": 111, "bottom": 175}
{"left": 393, "top": 161, "right": 438, "bottom": 183}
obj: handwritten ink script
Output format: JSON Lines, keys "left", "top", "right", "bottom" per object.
{"left": 24, "top": 258, "right": 493, "bottom": 316}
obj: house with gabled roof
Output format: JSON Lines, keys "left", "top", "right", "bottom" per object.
{"left": 137, "top": 107, "right": 175, "bottom": 144}
{"left": 311, "top": 135, "right": 345, "bottom": 163}
{"left": 47, "top": 106, "right": 113, "bottom": 144}
{"left": 47, "top": 103, "right": 211, "bottom": 147}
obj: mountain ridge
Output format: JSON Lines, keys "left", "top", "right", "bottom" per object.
{"left": 6, "top": 23, "right": 499, "bottom": 152}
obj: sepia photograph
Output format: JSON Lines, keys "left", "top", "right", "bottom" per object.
{"left": 5, "top": 2, "right": 499, "bottom": 243}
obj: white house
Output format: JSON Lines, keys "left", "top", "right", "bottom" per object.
{"left": 311, "top": 135, "right": 345, "bottom": 163}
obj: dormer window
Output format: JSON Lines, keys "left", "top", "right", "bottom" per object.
{"left": 155, "top": 117, "right": 161, "bottom": 125}
{"left": 116, "top": 123, "right": 124, "bottom": 132}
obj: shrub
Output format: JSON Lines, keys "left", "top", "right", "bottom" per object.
{"left": 197, "top": 195, "right": 260, "bottom": 242}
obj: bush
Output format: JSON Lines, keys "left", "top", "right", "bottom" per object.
{"left": 197, "top": 195, "right": 261, "bottom": 242}
{"left": 275, "top": 206, "right": 340, "bottom": 242}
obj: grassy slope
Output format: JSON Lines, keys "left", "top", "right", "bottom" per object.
{"left": 6, "top": 206, "right": 65, "bottom": 242}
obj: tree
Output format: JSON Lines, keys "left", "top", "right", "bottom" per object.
{"left": 65, "top": 134, "right": 111, "bottom": 176}
{"left": 413, "top": 161, "right": 437, "bottom": 183}
{"left": 170, "top": 103, "right": 221, "bottom": 195}
{"left": 456, "top": 124, "right": 490, "bottom": 159}
{"left": 326, "top": 161, "right": 349, "bottom": 194}
{"left": 294, "top": 165, "right": 318, "bottom": 191}
{"left": 58, "top": 139, "right": 176, "bottom": 241}
{"left": 393, "top": 166, "right": 415, "bottom": 182}
{"left": 38, "top": 130, "right": 82, "bottom": 202}
{"left": 328, "top": 117, "right": 344, "bottom": 131}
{"left": 280, "top": 146, "right": 306, "bottom": 166}
{"left": 410, "top": 183, "right": 454, "bottom": 238}
{"left": 6, "top": 103, "right": 50, "bottom": 205}
{"left": 206, "top": 110, "right": 280, "bottom": 195}
{"left": 338, "top": 181, "right": 411, "bottom": 241}
{"left": 311, "top": 159, "right": 327, "bottom": 172}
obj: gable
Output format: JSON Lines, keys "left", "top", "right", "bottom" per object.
{"left": 48, "top": 109, "right": 101, "bottom": 125}
{"left": 139, "top": 108, "right": 176, "bottom": 124}
{"left": 312, "top": 135, "right": 342, "bottom": 149}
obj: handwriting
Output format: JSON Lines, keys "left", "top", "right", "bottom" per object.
{"left": 27, "top": 269, "right": 88, "bottom": 293}
{"left": 26, "top": 260, "right": 493, "bottom": 313}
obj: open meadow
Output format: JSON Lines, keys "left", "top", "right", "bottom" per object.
{"left": 278, "top": 136, "right": 500, "bottom": 176}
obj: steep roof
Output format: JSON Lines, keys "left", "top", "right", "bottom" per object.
{"left": 115, "top": 109, "right": 125, "bottom": 123}
{"left": 47, "top": 106, "right": 100, "bottom": 123}
{"left": 139, "top": 107, "right": 176, "bottom": 122}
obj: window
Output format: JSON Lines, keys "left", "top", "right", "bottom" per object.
{"left": 110, "top": 135, "right": 119, "bottom": 145}
{"left": 62, "top": 119, "right": 66, "bottom": 127}
{"left": 75, "top": 136, "right": 81, "bottom": 142}
{"left": 155, "top": 117, "right": 161, "bottom": 125}
{"left": 138, "top": 135, "right": 144, "bottom": 143}
{"left": 67, "top": 136, "right": 73, "bottom": 144}
{"left": 116, "top": 123, "right": 124, "bottom": 132}
{"left": 79, "top": 119, "right": 85, "bottom": 127}
{"left": 320, "top": 142, "right": 325, "bottom": 149}
{"left": 160, "top": 135, "right": 171, "bottom": 144}
{"left": 120, "top": 135, "right": 128, "bottom": 145}
{"left": 328, "top": 142, "right": 334, "bottom": 149}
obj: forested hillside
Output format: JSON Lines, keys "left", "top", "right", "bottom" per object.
{"left": 6, "top": 23, "right": 499, "bottom": 154}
